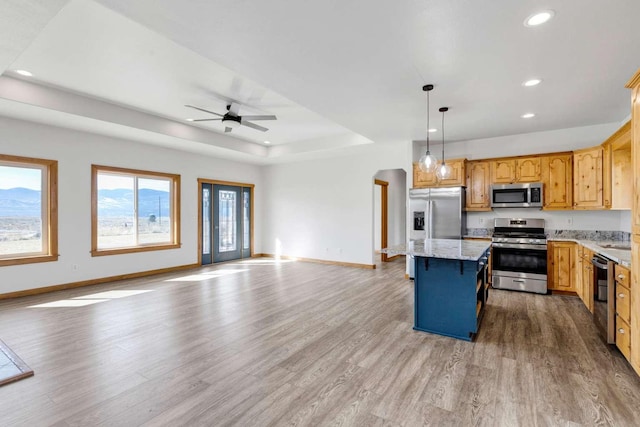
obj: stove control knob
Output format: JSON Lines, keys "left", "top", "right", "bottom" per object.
{"left": 528, "top": 239, "right": 534, "bottom": 243}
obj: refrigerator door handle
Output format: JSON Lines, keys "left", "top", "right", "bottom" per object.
{"left": 428, "top": 200, "right": 433, "bottom": 239}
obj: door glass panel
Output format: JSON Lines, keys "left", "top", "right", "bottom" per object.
{"left": 243, "top": 189, "right": 250, "bottom": 250}
{"left": 219, "top": 190, "right": 237, "bottom": 252}
{"left": 202, "top": 188, "right": 210, "bottom": 255}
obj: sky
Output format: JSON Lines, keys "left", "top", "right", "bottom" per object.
{"left": 1, "top": 167, "right": 170, "bottom": 192}
{"left": 0, "top": 165, "right": 42, "bottom": 190}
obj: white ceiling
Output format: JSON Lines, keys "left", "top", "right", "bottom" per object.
{"left": 2, "top": 0, "right": 640, "bottom": 164}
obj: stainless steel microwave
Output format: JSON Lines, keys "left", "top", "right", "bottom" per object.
{"left": 490, "top": 183, "right": 543, "bottom": 208}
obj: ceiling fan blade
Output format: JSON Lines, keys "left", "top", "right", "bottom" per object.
{"left": 241, "top": 121, "right": 269, "bottom": 132}
{"left": 193, "top": 118, "right": 222, "bottom": 122}
{"left": 224, "top": 127, "right": 233, "bottom": 133}
{"left": 185, "top": 104, "right": 224, "bottom": 117}
{"left": 228, "top": 102, "right": 241, "bottom": 116}
{"left": 240, "top": 115, "right": 277, "bottom": 121}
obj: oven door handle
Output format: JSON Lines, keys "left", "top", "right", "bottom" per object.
{"left": 491, "top": 242, "right": 547, "bottom": 250}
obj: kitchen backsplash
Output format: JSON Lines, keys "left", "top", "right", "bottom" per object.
{"left": 466, "top": 227, "right": 631, "bottom": 242}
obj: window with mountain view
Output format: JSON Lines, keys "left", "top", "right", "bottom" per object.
{"left": 91, "top": 165, "right": 180, "bottom": 255}
{"left": 0, "top": 154, "right": 58, "bottom": 266}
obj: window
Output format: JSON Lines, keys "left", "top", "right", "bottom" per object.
{"left": 0, "top": 154, "right": 58, "bottom": 266}
{"left": 91, "top": 165, "right": 180, "bottom": 256}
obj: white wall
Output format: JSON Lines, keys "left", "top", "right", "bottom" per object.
{"left": 374, "top": 169, "right": 407, "bottom": 247}
{"left": 0, "top": 116, "right": 263, "bottom": 294}
{"left": 262, "top": 143, "right": 410, "bottom": 266}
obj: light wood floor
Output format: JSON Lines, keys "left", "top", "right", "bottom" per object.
{"left": 1, "top": 257, "right": 640, "bottom": 426}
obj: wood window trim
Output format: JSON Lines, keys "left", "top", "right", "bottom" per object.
{"left": 0, "top": 154, "right": 58, "bottom": 267}
{"left": 197, "top": 179, "right": 255, "bottom": 265}
{"left": 91, "top": 165, "right": 181, "bottom": 256}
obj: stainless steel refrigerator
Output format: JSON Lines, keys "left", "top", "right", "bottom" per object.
{"left": 408, "top": 187, "right": 466, "bottom": 278}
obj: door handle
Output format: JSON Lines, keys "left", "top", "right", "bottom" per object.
{"left": 513, "top": 279, "right": 526, "bottom": 283}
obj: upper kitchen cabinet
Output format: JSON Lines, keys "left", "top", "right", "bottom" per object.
{"left": 605, "top": 121, "right": 632, "bottom": 210}
{"left": 490, "top": 157, "right": 541, "bottom": 184}
{"left": 490, "top": 159, "right": 516, "bottom": 183}
{"left": 516, "top": 157, "right": 542, "bottom": 182}
{"left": 465, "top": 161, "right": 491, "bottom": 211}
{"left": 541, "top": 153, "right": 573, "bottom": 210}
{"left": 412, "top": 158, "right": 466, "bottom": 188}
{"left": 413, "top": 162, "right": 438, "bottom": 187}
{"left": 573, "top": 146, "right": 604, "bottom": 209}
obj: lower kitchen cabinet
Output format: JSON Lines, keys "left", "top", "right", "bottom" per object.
{"left": 414, "top": 250, "right": 490, "bottom": 341}
{"left": 580, "top": 246, "right": 594, "bottom": 312}
{"left": 547, "top": 241, "right": 576, "bottom": 292}
{"left": 615, "top": 263, "right": 632, "bottom": 362}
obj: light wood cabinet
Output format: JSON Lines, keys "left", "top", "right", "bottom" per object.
{"left": 573, "top": 146, "right": 604, "bottom": 209}
{"left": 615, "top": 263, "right": 631, "bottom": 363}
{"left": 602, "top": 141, "right": 612, "bottom": 209}
{"left": 413, "top": 162, "right": 438, "bottom": 187}
{"left": 625, "top": 69, "right": 640, "bottom": 376}
{"left": 580, "top": 246, "right": 594, "bottom": 312}
{"left": 465, "top": 161, "right": 491, "bottom": 211}
{"left": 438, "top": 158, "right": 466, "bottom": 186}
{"left": 547, "top": 242, "right": 576, "bottom": 292}
{"left": 516, "top": 157, "right": 541, "bottom": 182}
{"left": 608, "top": 122, "right": 633, "bottom": 210}
{"left": 541, "top": 154, "right": 573, "bottom": 210}
{"left": 412, "top": 159, "right": 466, "bottom": 188}
{"left": 490, "top": 157, "right": 541, "bottom": 184}
{"left": 490, "top": 159, "right": 516, "bottom": 184}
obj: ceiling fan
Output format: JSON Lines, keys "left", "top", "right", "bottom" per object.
{"left": 185, "top": 102, "right": 277, "bottom": 132}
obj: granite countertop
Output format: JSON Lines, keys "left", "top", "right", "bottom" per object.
{"left": 383, "top": 239, "right": 491, "bottom": 262}
{"left": 547, "top": 237, "right": 632, "bottom": 268}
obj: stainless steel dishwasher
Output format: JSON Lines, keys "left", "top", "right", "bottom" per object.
{"left": 591, "top": 254, "right": 615, "bottom": 344}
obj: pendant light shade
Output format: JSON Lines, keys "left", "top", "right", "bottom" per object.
{"left": 435, "top": 107, "right": 452, "bottom": 181}
{"left": 418, "top": 84, "right": 438, "bottom": 173}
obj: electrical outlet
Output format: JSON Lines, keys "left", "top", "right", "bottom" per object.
{"left": 567, "top": 218, "right": 573, "bottom": 225}
{"left": 479, "top": 218, "right": 485, "bottom": 225}
{"left": 72, "top": 264, "right": 78, "bottom": 271}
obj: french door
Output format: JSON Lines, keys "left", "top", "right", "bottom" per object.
{"left": 201, "top": 182, "right": 252, "bottom": 264}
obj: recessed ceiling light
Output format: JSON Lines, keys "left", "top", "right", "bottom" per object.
{"left": 185, "top": 118, "right": 194, "bottom": 122}
{"left": 523, "top": 79, "right": 542, "bottom": 87}
{"left": 15, "top": 69, "right": 33, "bottom": 77}
{"left": 428, "top": 128, "right": 437, "bottom": 133}
{"left": 264, "top": 140, "right": 271, "bottom": 144}
{"left": 521, "top": 113, "right": 536, "bottom": 119}
{"left": 524, "top": 10, "right": 555, "bottom": 27}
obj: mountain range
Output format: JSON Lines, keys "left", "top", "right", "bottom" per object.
{"left": 0, "top": 187, "right": 170, "bottom": 217}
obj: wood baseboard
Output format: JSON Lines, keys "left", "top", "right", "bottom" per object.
{"left": 386, "top": 254, "right": 404, "bottom": 262}
{"left": 257, "top": 253, "right": 375, "bottom": 269}
{"left": 0, "top": 263, "right": 200, "bottom": 300}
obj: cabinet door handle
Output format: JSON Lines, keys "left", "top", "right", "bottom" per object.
{"left": 513, "top": 279, "right": 526, "bottom": 283}
{"left": 619, "top": 328, "right": 625, "bottom": 334}
{"left": 618, "top": 274, "right": 625, "bottom": 280}
{"left": 619, "top": 293, "right": 625, "bottom": 298}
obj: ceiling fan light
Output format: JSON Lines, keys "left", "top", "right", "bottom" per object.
{"left": 222, "top": 118, "right": 241, "bottom": 128}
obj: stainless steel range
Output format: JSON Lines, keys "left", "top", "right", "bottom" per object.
{"left": 491, "top": 218, "right": 548, "bottom": 294}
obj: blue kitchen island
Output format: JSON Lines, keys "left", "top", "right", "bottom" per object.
{"left": 384, "top": 239, "right": 491, "bottom": 341}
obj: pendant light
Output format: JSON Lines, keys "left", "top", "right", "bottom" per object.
{"left": 418, "top": 84, "right": 438, "bottom": 173}
{"left": 435, "top": 107, "right": 452, "bottom": 180}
